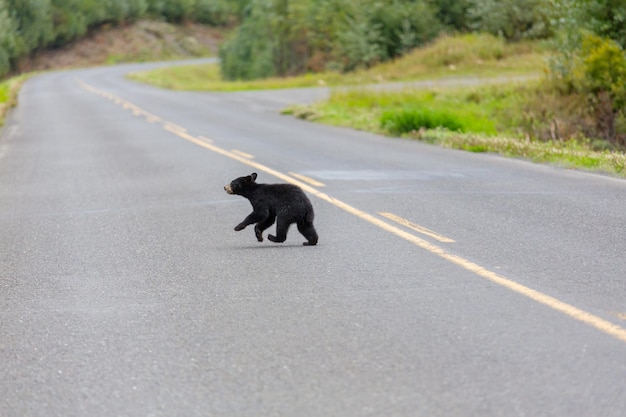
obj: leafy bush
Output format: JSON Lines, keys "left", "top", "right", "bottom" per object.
{"left": 430, "top": 0, "right": 469, "bottom": 31}
{"left": 219, "top": 0, "right": 442, "bottom": 80}
{"left": 575, "top": 0, "right": 626, "bottom": 49}
{"left": 573, "top": 34, "right": 626, "bottom": 107}
{"left": 7, "top": 0, "right": 54, "bottom": 52}
{"left": 547, "top": 0, "right": 626, "bottom": 148}
{"left": 151, "top": 0, "right": 195, "bottom": 22}
{"left": 381, "top": 107, "right": 465, "bottom": 134}
{"left": 467, "top": 0, "right": 552, "bottom": 41}
{"left": 367, "top": 0, "right": 440, "bottom": 62}
{"left": 219, "top": 10, "right": 277, "bottom": 80}
{"left": 336, "top": 11, "right": 385, "bottom": 71}
{"left": 380, "top": 105, "right": 496, "bottom": 135}
{"left": 0, "top": 1, "right": 18, "bottom": 76}
{"left": 573, "top": 34, "right": 626, "bottom": 145}
{"left": 194, "top": 0, "right": 234, "bottom": 25}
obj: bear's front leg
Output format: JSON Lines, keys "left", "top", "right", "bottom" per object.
{"left": 234, "top": 212, "right": 259, "bottom": 231}
{"left": 254, "top": 215, "right": 275, "bottom": 242}
{"left": 235, "top": 209, "right": 269, "bottom": 235}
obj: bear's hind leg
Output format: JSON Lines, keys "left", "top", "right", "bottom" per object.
{"left": 268, "top": 217, "right": 290, "bottom": 243}
{"left": 297, "top": 220, "right": 318, "bottom": 246}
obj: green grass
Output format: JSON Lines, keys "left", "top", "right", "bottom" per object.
{"left": 285, "top": 82, "right": 626, "bottom": 177}
{"left": 381, "top": 107, "right": 468, "bottom": 134}
{"left": 0, "top": 83, "right": 8, "bottom": 103}
{"left": 128, "top": 33, "right": 548, "bottom": 91}
{"left": 128, "top": 63, "right": 347, "bottom": 91}
{"left": 287, "top": 84, "right": 520, "bottom": 134}
{"left": 419, "top": 130, "right": 626, "bottom": 175}
{"left": 0, "top": 74, "right": 29, "bottom": 126}
{"left": 51, "top": 31, "right": 626, "bottom": 177}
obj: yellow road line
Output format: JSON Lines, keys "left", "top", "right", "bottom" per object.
{"left": 612, "top": 312, "right": 626, "bottom": 321}
{"left": 197, "top": 135, "right": 213, "bottom": 144}
{"left": 163, "top": 123, "right": 187, "bottom": 134}
{"left": 231, "top": 149, "right": 254, "bottom": 159}
{"left": 145, "top": 114, "right": 161, "bottom": 123}
{"left": 288, "top": 172, "right": 325, "bottom": 187}
{"left": 77, "top": 79, "right": 626, "bottom": 345}
{"left": 379, "top": 212, "right": 455, "bottom": 243}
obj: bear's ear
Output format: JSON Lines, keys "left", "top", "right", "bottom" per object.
{"left": 250, "top": 173, "right": 258, "bottom": 182}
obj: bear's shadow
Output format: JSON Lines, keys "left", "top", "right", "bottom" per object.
{"left": 229, "top": 243, "right": 313, "bottom": 250}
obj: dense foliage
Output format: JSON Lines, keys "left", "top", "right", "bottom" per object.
{"left": 1, "top": 0, "right": 562, "bottom": 80}
{"left": 219, "top": 0, "right": 556, "bottom": 80}
{"left": 467, "top": 0, "right": 552, "bottom": 41}
{"left": 220, "top": 0, "right": 441, "bottom": 80}
{"left": 0, "top": 0, "right": 241, "bottom": 78}
{"left": 1, "top": 0, "right": 625, "bottom": 147}
{"left": 548, "top": 0, "right": 626, "bottom": 146}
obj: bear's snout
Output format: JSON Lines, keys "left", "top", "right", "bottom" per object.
{"left": 224, "top": 184, "right": 233, "bottom": 194}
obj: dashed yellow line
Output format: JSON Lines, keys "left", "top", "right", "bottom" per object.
{"left": 231, "top": 149, "right": 254, "bottom": 159}
{"left": 197, "top": 135, "right": 213, "bottom": 144}
{"left": 163, "top": 122, "right": 187, "bottom": 134}
{"left": 77, "top": 79, "right": 626, "bottom": 345}
{"left": 379, "top": 212, "right": 455, "bottom": 243}
{"left": 612, "top": 312, "right": 626, "bottom": 321}
{"left": 288, "top": 172, "right": 325, "bottom": 187}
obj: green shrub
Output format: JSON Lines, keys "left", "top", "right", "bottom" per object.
{"left": 194, "top": 0, "right": 233, "bottom": 25}
{"left": 573, "top": 34, "right": 626, "bottom": 108}
{"left": 0, "top": 1, "right": 18, "bottom": 76}
{"left": 219, "top": 7, "right": 277, "bottom": 80}
{"left": 570, "top": 33, "right": 626, "bottom": 146}
{"left": 551, "top": 0, "right": 626, "bottom": 50}
{"left": 381, "top": 107, "right": 467, "bottom": 134}
{"left": 7, "top": 0, "right": 54, "bottom": 52}
{"left": 219, "top": 0, "right": 442, "bottom": 80}
{"left": 467, "top": 0, "right": 552, "bottom": 41}
{"left": 431, "top": 0, "right": 469, "bottom": 31}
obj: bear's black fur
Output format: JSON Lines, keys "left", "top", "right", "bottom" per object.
{"left": 224, "top": 173, "right": 318, "bottom": 246}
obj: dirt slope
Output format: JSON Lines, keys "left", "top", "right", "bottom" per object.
{"left": 16, "top": 20, "right": 225, "bottom": 73}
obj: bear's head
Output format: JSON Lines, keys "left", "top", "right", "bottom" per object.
{"left": 224, "top": 173, "right": 257, "bottom": 195}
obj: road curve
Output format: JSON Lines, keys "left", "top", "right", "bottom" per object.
{"left": 1, "top": 60, "right": 626, "bottom": 417}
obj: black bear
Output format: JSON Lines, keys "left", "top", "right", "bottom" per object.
{"left": 224, "top": 173, "right": 318, "bottom": 246}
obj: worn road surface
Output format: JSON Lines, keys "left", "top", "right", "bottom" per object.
{"left": 1, "top": 60, "right": 626, "bottom": 416}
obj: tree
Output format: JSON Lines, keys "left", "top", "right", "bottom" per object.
{"left": 584, "top": 0, "right": 626, "bottom": 49}
{"left": 219, "top": 0, "right": 442, "bottom": 79}
{"left": 6, "top": 0, "right": 54, "bottom": 53}
{"left": 572, "top": 33, "right": 626, "bottom": 145}
{"left": 219, "top": 2, "right": 277, "bottom": 80}
{"left": 548, "top": 0, "right": 626, "bottom": 146}
{"left": 0, "top": 0, "right": 19, "bottom": 76}
{"left": 429, "top": 0, "right": 469, "bottom": 31}
{"left": 467, "top": 0, "right": 552, "bottom": 41}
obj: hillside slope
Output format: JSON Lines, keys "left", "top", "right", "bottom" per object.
{"left": 14, "top": 20, "right": 225, "bottom": 74}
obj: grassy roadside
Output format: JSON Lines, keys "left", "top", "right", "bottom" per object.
{"left": 3, "top": 30, "right": 625, "bottom": 177}
{"left": 1, "top": 20, "right": 224, "bottom": 129}
{"left": 128, "top": 33, "right": 626, "bottom": 177}
{"left": 284, "top": 83, "right": 626, "bottom": 177}
{"left": 127, "top": 34, "right": 547, "bottom": 91}
{"left": 0, "top": 74, "right": 30, "bottom": 127}
{"left": 419, "top": 131, "right": 626, "bottom": 175}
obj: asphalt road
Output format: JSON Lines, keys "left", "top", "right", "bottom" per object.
{"left": 1, "top": 60, "right": 626, "bottom": 417}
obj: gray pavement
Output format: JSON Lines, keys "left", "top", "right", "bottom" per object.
{"left": 1, "top": 61, "right": 626, "bottom": 417}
